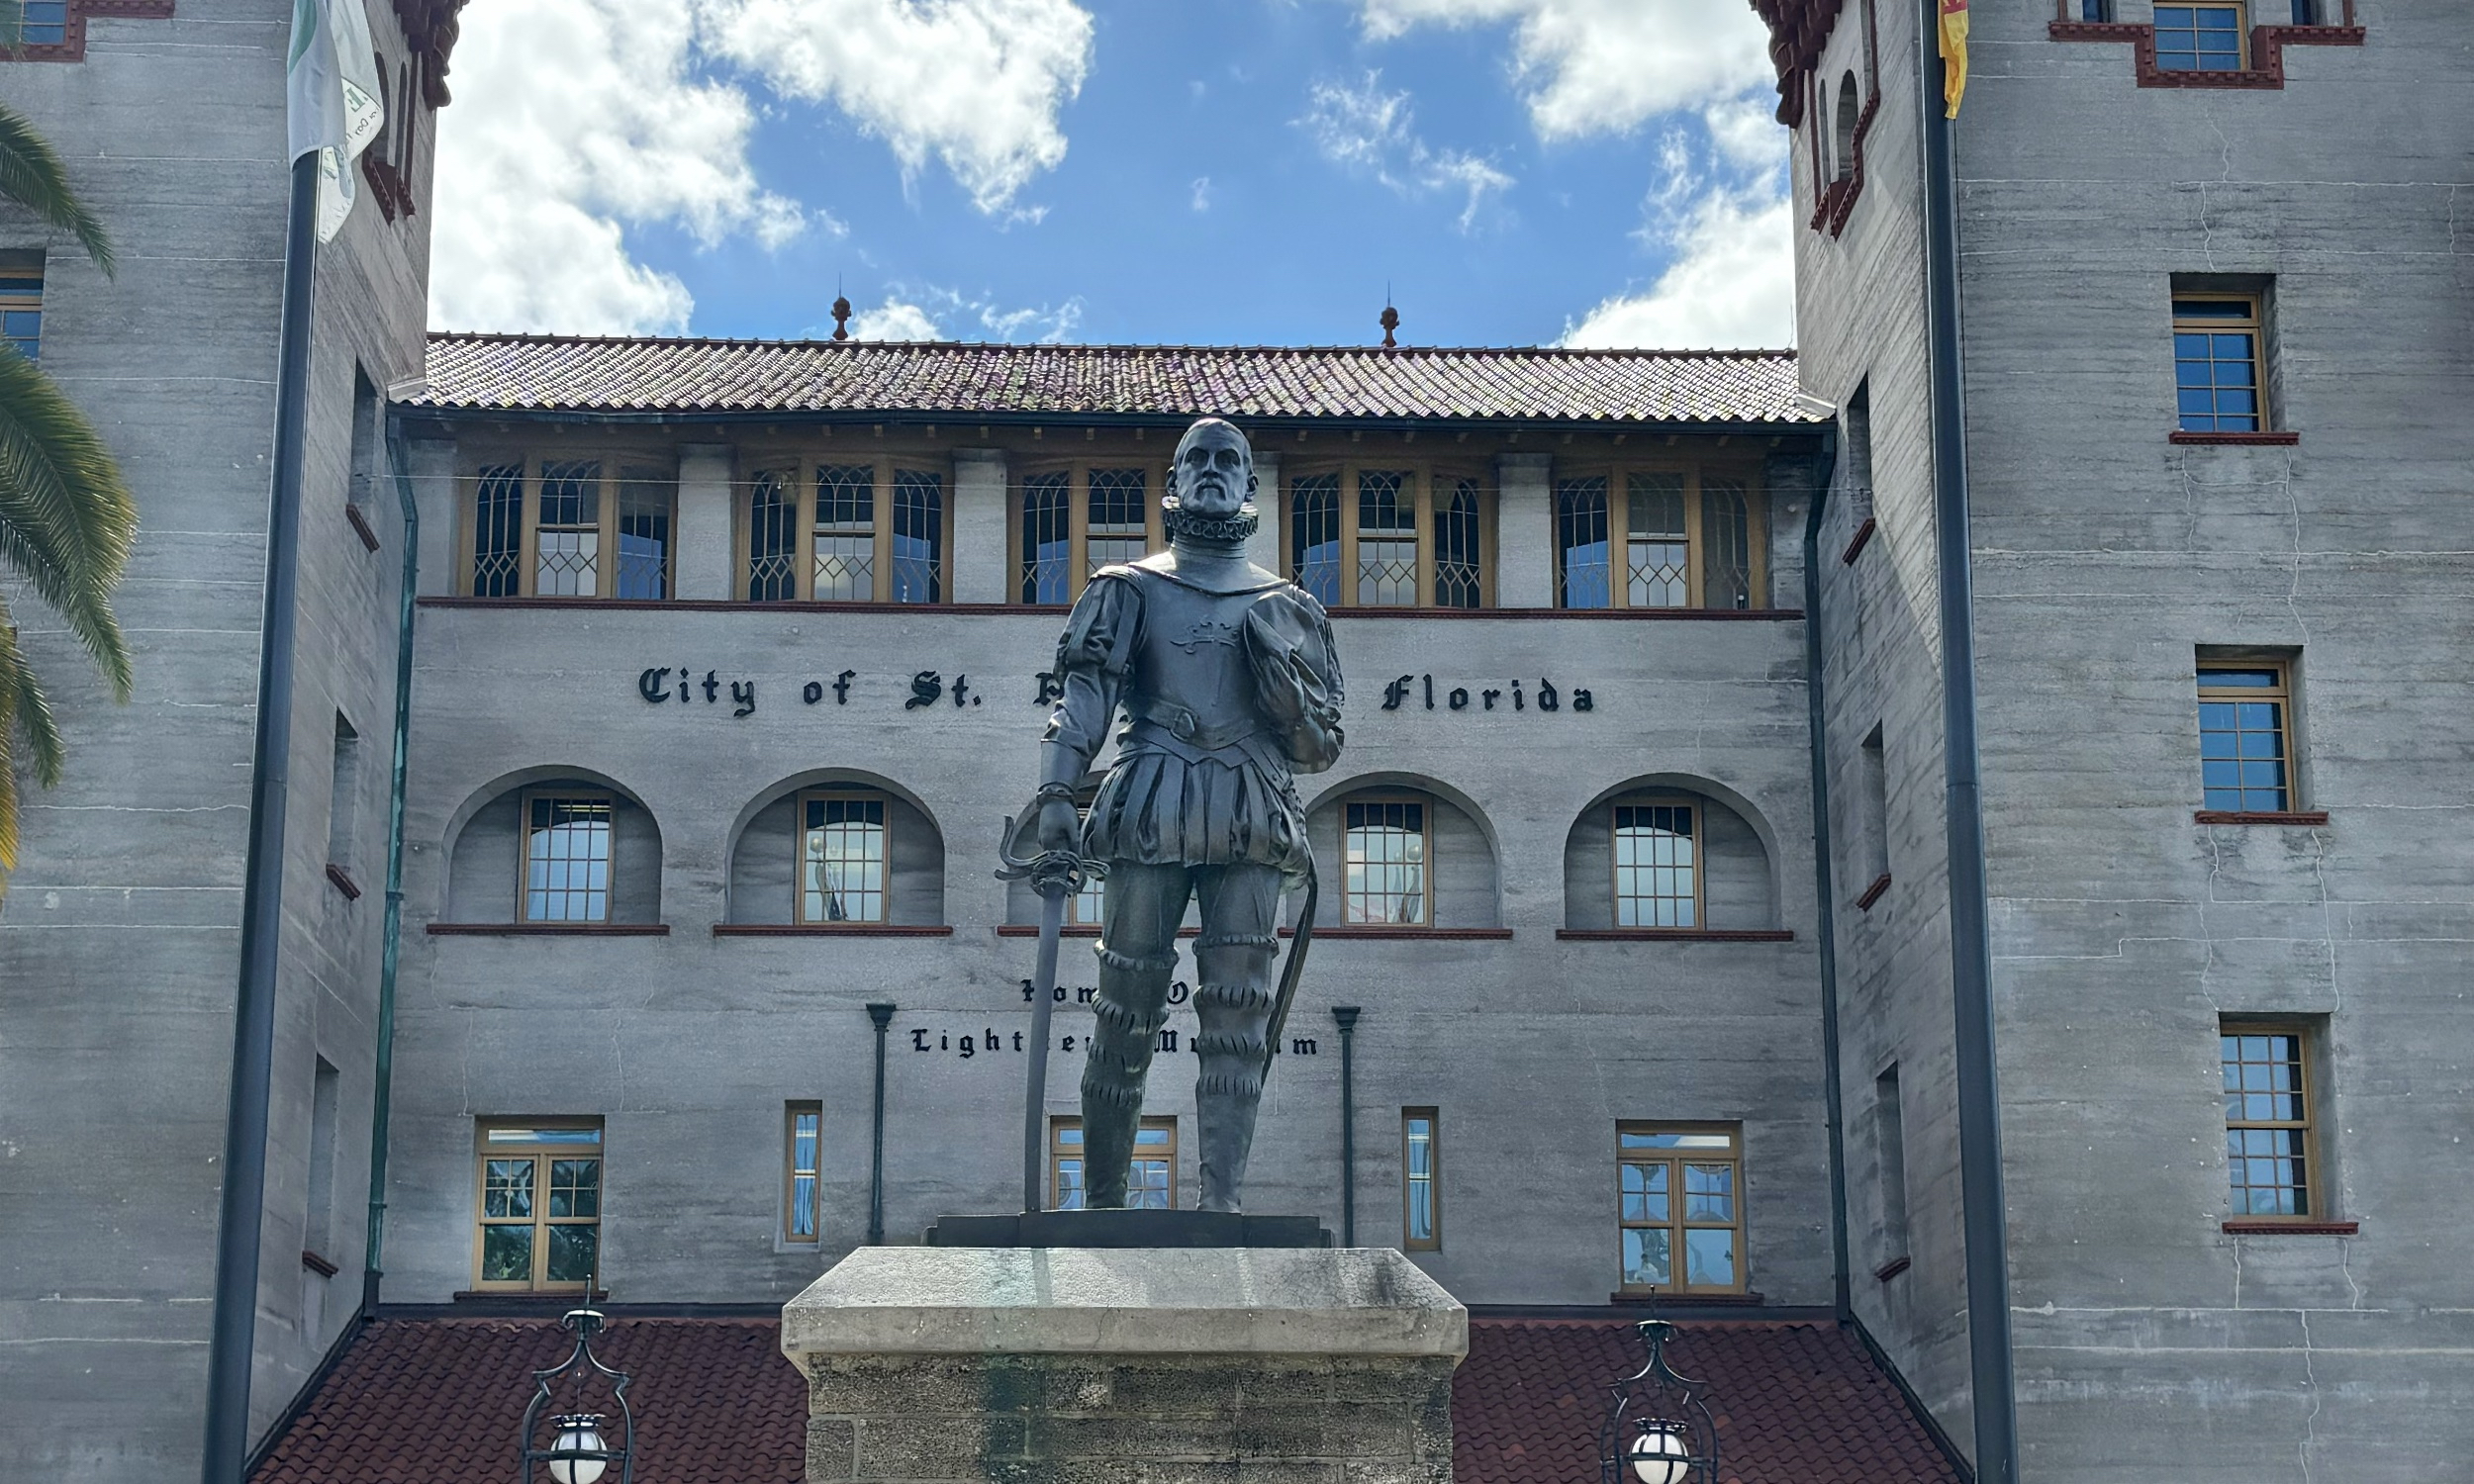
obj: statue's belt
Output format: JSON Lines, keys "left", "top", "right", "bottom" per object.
{"left": 1118, "top": 710, "right": 1292, "bottom": 779}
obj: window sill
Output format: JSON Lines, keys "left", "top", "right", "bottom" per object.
{"left": 2195, "top": 810, "right": 2328, "bottom": 826}
{"left": 2170, "top": 430, "right": 2300, "bottom": 445}
{"left": 1840, "top": 515, "right": 1877, "bottom": 566}
{"left": 1872, "top": 1255, "right": 1911, "bottom": 1283}
{"left": 1609, "top": 1289, "right": 1764, "bottom": 1306}
{"left": 325, "top": 863, "right": 362, "bottom": 901}
{"left": 450, "top": 1289, "right": 611, "bottom": 1308}
{"left": 992, "top": 924, "right": 1513, "bottom": 940}
{"left": 713, "top": 923, "right": 953, "bottom": 936}
{"left": 426, "top": 922, "right": 671, "bottom": 936}
{"left": 301, "top": 1249, "right": 340, "bottom": 1278}
{"left": 344, "top": 503, "right": 382, "bottom": 552}
{"left": 1557, "top": 928, "right": 1795, "bottom": 942}
{"left": 417, "top": 596, "right": 1807, "bottom": 620}
{"left": 2223, "top": 1219, "right": 2358, "bottom": 1236}
{"left": 1855, "top": 872, "right": 1892, "bottom": 912}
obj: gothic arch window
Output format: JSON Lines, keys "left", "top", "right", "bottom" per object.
{"left": 1834, "top": 72, "right": 1860, "bottom": 182}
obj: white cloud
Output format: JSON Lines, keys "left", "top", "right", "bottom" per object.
{"left": 429, "top": 0, "right": 809, "bottom": 333}
{"left": 1299, "top": 72, "right": 1514, "bottom": 232}
{"left": 1189, "top": 176, "right": 1213, "bottom": 212}
{"left": 846, "top": 287, "right": 1085, "bottom": 342}
{"left": 697, "top": 0, "right": 1095, "bottom": 216}
{"left": 1560, "top": 186, "right": 1793, "bottom": 349}
{"left": 1355, "top": 0, "right": 1773, "bottom": 140}
{"left": 848, "top": 298, "right": 944, "bottom": 340}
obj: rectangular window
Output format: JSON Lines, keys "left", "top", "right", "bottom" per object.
{"left": 327, "top": 712, "right": 361, "bottom": 872}
{"left": 2155, "top": 4, "right": 2246, "bottom": 71}
{"left": 14, "top": 3, "right": 69, "bottom": 46}
{"left": 1063, "top": 790, "right": 1103, "bottom": 926}
{"left": 1343, "top": 795, "right": 1429, "bottom": 925}
{"left": 305, "top": 1057, "right": 340, "bottom": 1261}
{"left": 349, "top": 368, "right": 380, "bottom": 516}
{"left": 0, "top": 258, "right": 43, "bottom": 361}
{"left": 1086, "top": 467, "right": 1151, "bottom": 576}
{"left": 1021, "top": 470, "right": 1074, "bottom": 603}
{"left": 463, "top": 453, "right": 677, "bottom": 599}
{"left": 1874, "top": 1066, "right": 1908, "bottom": 1261}
{"left": 1050, "top": 1116, "right": 1177, "bottom": 1210}
{"left": 1402, "top": 1108, "right": 1439, "bottom": 1251}
{"left": 475, "top": 1121, "right": 603, "bottom": 1291}
{"left": 1856, "top": 722, "right": 1889, "bottom": 888}
{"left": 743, "top": 458, "right": 948, "bottom": 603}
{"left": 1613, "top": 798, "right": 1698, "bottom": 929}
{"left": 1558, "top": 465, "right": 1765, "bottom": 610}
{"left": 1286, "top": 465, "right": 1492, "bottom": 608}
{"left": 2222, "top": 1025, "right": 2317, "bottom": 1218}
{"left": 2173, "top": 295, "right": 2264, "bottom": 431}
{"left": 2198, "top": 662, "right": 2293, "bottom": 811}
{"left": 800, "top": 790, "right": 888, "bottom": 923}
{"left": 784, "top": 1102, "right": 822, "bottom": 1243}
{"left": 523, "top": 793, "right": 613, "bottom": 922}
{"left": 2079, "top": 1, "right": 2115, "bottom": 21}
{"left": 1014, "top": 462, "right": 1169, "bottom": 603}
{"left": 1618, "top": 1125, "right": 1745, "bottom": 1294}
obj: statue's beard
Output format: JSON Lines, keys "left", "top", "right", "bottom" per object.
{"left": 1163, "top": 502, "right": 1259, "bottom": 548}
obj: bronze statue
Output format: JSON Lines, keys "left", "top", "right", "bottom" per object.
{"left": 1014, "top": 417, "right": 1344, "bottom": 1215}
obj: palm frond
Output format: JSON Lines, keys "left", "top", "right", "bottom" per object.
{"left": 0, "top": 344, "right": 134, "bottom": 697}
{"left": 0, "top": 99, "right": 115, "bottom": 277}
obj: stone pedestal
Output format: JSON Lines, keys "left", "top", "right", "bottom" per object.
{"left": 780, "top": 1247, "right": 1467, "bottom": 1484}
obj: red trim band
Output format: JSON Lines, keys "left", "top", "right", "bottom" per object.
{"left": 2195, "top": 810, "right": 2329, "bottom": 826}
{"left": 2171, "top": 430, "right": 2301, "bottom": 445}
{"left": 426, "top": 922, "right": 671, "bottom": 936}
{"left": 712, "top": 923, "right": 954, "bottom": 937}
{"left": 1557, "top": 928, "right": 1795, "bottom": 942}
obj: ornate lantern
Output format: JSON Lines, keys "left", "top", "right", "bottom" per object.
{"left": 1597, "top": 1320, "right": 1719, "bottom": 1484}
{"left": 519, "top": 1308, "right": 635, "bottom": 1484}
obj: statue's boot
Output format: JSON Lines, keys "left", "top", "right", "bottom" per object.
{"left": 1193, "top": 927, "right": 1279, "bottom": 1214}
{"left": 1079, "top": 941, "right": 1175, "bottom": 1208}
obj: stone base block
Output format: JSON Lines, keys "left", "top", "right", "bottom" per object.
{"left": 781, "top": 1247, "right": 1467, "bottom": 1484}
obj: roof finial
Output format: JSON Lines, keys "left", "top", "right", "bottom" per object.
{"left": 831, "top": 279, "right": 852, "bottom": 342}
{"left": 1380, "top": 290, "right": 1399, "bottom": 349}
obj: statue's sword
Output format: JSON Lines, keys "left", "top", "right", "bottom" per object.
{"left": 1261, "top": 853, "right": 1319, "bottom": 1078}
{"left": 997, "top": 803, "right": 1102, "bottom": 1216}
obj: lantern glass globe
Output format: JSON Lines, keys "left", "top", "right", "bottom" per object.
{"left": 549, "top": 1418, "right": 609, "bottom": 1484}
{"left": 1628, "top": 1426, "right": 1691, "bottom": 1484}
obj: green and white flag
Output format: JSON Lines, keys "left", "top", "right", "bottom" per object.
{"left": 286, "top": 0, "right": 386, "bottom": 242}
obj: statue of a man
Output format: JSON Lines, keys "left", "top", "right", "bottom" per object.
{"left": 1034, "top": 417, "right": 1345, "bottom": 1213}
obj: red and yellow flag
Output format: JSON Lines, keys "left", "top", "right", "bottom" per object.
{"left": 1940, "top": 0, "right": 1970, "bottom": 118}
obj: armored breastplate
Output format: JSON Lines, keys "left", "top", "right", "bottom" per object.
{"left": 1119, "top": 570, "right": 1271, "bottom": 754}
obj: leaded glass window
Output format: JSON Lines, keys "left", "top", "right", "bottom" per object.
{"left": 1344, "top": 796, "right": 1428, "bottom": 926}
{"left": 2173, "top": 296, "right": 2263, "bottom": 431}
{"left": 475, "top": 1122, "right": 603, "bottom": 1291}
{"left": 523, "top": 794, "right": 613, "bottom": 923}
{"left": 1614, "top": 800, "right": 1697, "bottom": 929}
{"left": 1555, "top": 476, "right": 1613, "bottom": 608}
{"left": 748, "top": 469, "right": 799, "bottom": 602}
{"left": 740, "top": 459, "right": 944, "bottom": 603}
{"left": 533, "top": 458, "right": 602, "bottom": 596}
{"left": 892, "top": 470, "right": 943, "bottom": 603}
{"left": 616, "top": 464, "right": 671, "bottom": 599}
{"left": 1435, "top": 479, "right": 1484, "bottom": 608}
{"left": 1356, "top": 470, "right": 1418, "bottom": 606}
{"left": 466, "top": 453, "right": 676, "bottom": 599}
{"left": 1555, "top": 464, "right": 1763, "bottom": 609}
{"left": 2198, "top": 664, "right": 2292, "bottom": 811}
{"left": 1087, "top": 467, "right": 1150, "bottom": 575}
{"left": 2223, "top": 1029, "right": 2315, "bottom": 1218}
{"left": 1627, "top": 472, "right": 1689, "bottom": 608}
{"left": 1618, "top": 1126, "right": 1744, "bottom": 1293}
{"left": 1702, "top": 477, "right": 1753, "bottom": 610}
{"left": 1021, "top": 470, "right": 1073, "bottom": 603}
{"left": 471, "top": 462, "right": 524, "bottom": 598}
{"left": 813, "top": 464, "right": 877, "bottom": 602}
{"left": 801, "top": 791, "right": 887, "bottom": 923}
{"left": 1290, "top": 472, "right": 1342, "bottom": 605}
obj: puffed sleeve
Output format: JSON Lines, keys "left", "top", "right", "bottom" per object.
{"left": 1244, "top": 586, "right": 1345, "bottom": 774}
{"left": 1038, "top": 571, "right": 1143, "bottom": 787}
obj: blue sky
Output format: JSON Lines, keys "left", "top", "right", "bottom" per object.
{"left": 429, "top": 0, "right": 1793, "bottom": 350}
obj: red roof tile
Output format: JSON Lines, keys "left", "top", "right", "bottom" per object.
{"left": 251, "top": 1314, "right": 1957, "bottom": 1484}
{"left": 412, "top": 334, "right": 1816, "bottom": 426}
{"left": 1455, "top": 1319, "right": 1964, "bottom": 1484}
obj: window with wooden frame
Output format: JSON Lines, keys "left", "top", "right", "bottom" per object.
{"left": 1402, "top": 1108, "right": 1440, "bottom": 1251}
{"left": 1613, "top": 798, "right": 1699, "bottom": 929}
{"left": 1013, "top": 462, "right": 1169, "bottom": 603}
{"left": 522, "top": 792, "right": 614, "bottom": 923}
{"left": 2154, "top": 4, "right": 2246, "bottom": 70}
{"left": 741, "top": 458, "right": 948, "bottom": 603}
{"left": 798, "top": 790, "right": 888, "bottom": 924}
{"left": 1286, "top": 466, "right": 1493, "bottom": 609}
{"left": 1342, "top": 794, "right": 1431, "bottom": 926}
{"left": 1064, "top": 788, "right": 1104, "bottom": 926}
{"left": 0, "top": 257, "right": 43, "bottom": 361}
{"left": 1050, "top": 1116, "right": 1177, "bottom": 1210}
{"left": 784, "top": 1102, "right": 822, "bottom": 1243}
{"left": 462, "top": 454, "right": 676, "bottom": 599}
{"left": 2198, "top": 663, "right": 2294, "bottom": 811}
{"left": 2222, "top": 1025, "right": 2319, "bottom": 1219}
{"left": 1554, "top": 467, "right": 1762, "bottom": 610}
{"left": 474, "top": 1120, "right": 603, "bottom": 1292}
{"left": 1617, "top": 1125, "right": 1745, "bottom": 1294}
{"left": 2173, "top": 295, "right": 2265, "bottom": 432}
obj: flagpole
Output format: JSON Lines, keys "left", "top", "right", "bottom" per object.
{"left": 199, "top": 144, "right": 319, "bottom": 1484}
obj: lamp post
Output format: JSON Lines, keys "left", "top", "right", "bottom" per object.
{"left": 1596, "top": 1320, "right": 1719, "bottom": 1484}
{"left": 519, "top": 1307, "right": 636, "bottom": 1484}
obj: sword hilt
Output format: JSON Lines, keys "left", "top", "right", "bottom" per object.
{"left": 997, "top": 802, "right": 1106, "bottom": 898}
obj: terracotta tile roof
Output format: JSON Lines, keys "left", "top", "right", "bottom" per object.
{"left": 250, "top": 1316, "right": 805, "bottom": 1484}
{"left": 251, "top": 1314, "right": 1957, "bottom": 1484}
{"left": 412, "top": 333, "right": 1817, "bottom": 426}
{"left": 1455, "top": 1318, "right": 1964, "bottom": 1484}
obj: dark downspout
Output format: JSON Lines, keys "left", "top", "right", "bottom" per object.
{"left": 362, "top": 417, "right": 421, "bottom": 1318}
{"left": 1799, "top": 432, "right": 1851, "bottom": 1324}
{"left": 1921, "top": 3, "right": 2021, "bottom": 1479}
{"left": 866, "top": 1003, "right": 895, "bottom": 1243}
{"left": 202, "top": 151, "right": 318, "bottom": 1484}
{"left": 1332, "top": 1005, "right": 1360, "bottom": 1247}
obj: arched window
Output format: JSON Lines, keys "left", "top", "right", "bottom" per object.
{"left": 1565, "top": 783, "right": 1776, "bottom": 932}
{"left": 1834, "top": 71, "right": 1860, "bottom": 184}
{"left": 1300, "top": 784, "right": 1501, "bottom": 929}
{"left": 728, "top": 779, "right": 946, "bottom": 927}
{"left": 443, "top": 774, "right": 663, "bottom": 925}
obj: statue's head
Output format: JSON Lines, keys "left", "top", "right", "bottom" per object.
{"left": 1165, "top": 417, "right": 1257, "bottom": 524}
